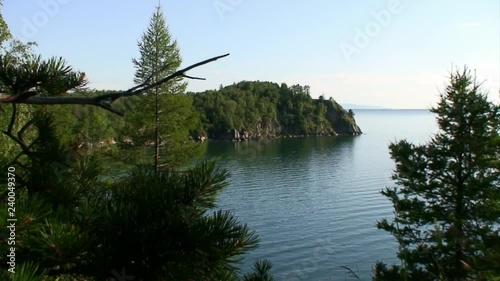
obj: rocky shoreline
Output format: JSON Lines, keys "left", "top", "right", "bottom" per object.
{"left": 191, "top": 123, "right": 362, "bottom": 142}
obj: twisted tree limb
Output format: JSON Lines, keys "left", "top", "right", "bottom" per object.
{"left": 0, "top": 53, "right": 229, "bottom": 116}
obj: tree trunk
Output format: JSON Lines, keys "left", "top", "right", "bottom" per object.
{"left": 454, "top": 153, "right": 465, "bottom": 280}
{"left": 154, "top": 86, "right": 159, "bottom": 173}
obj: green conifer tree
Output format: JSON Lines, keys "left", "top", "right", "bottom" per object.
{"left": 122, "top": 5, "right": 203, "bottom": 170}
{"left": 374, "top": 68, "right": 500, "bottom": 281}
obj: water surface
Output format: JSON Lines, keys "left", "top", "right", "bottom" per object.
{"left": 205, "top": 109, "right": 437, "bottom": 280}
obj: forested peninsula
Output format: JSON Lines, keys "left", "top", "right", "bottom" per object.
{"left": 190, "top": 81, "right": 362, "bottom": 141}
{"left": 31, "top": 81, "right": 363, "bottom": 152}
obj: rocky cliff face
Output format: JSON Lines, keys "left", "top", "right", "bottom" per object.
{"left": 323, "top": 100, "right": 363, "bottom": 136}
{"left": 198, "top": 100, "right": 362, "bottom": 141}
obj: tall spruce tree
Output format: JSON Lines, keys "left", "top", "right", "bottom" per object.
{"left": 122, "top": 5, "right": 202, "bottom": 170}
{"left": 374, "top": 68, "right": 500, "bottom": 281}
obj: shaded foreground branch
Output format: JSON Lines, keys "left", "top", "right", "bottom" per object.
{"left": 0, "top": 53, "right": 230, "bottom": 116}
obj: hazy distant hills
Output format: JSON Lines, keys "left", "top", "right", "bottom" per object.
{"left": 340, "top": 104, "right": 428, "bottom": 110}
{"left": 339, "top": 103, "right": 386, "bottom": 110}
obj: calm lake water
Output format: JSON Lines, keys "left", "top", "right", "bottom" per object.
{"left": 205, "top": 109, "right": 438, "bottom": 281}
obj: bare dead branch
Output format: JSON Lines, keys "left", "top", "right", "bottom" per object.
{"left": 18, "top": 118, "right": 35, "bottom": 143}
{"left": 5, "top": 146, "right": 34, "bottom": 169}
{"left": 182, "top": 74, "right": 205, "bottom": 80}
{"left": 340, "top": 266, "right": 360, "bottom": 280}
{"left": 1, "top": 129, "right": 28, "bottom": 151}
{"left": 12, "top": 91, "right": 38, "bottom": 102}
{"left": 7, "top": 103, "right": 16, "bottom": 133}
{"left": 0, "top": 53, "right": 230, "bottom": 116}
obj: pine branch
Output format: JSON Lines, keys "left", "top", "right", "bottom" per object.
{"left": 0, "top": 53, "right": 230, "bottom": 116}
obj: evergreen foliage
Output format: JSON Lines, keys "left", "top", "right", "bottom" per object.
{"left": 1, "top": 152, "right": 271, "bottom": 280}
{"left": 374, "top": 68, "right": 500, "bottom": 281}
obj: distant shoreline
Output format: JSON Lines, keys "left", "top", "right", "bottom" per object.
{"left": 350, "top": 108, "right": 430, "bottom": 111}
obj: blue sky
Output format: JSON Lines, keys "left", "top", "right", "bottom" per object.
{"left": 3, "top": 0, "right": 499, "bottom": 108}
